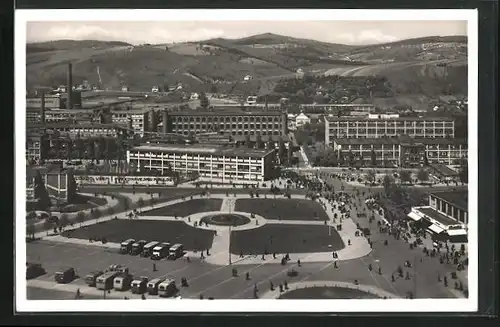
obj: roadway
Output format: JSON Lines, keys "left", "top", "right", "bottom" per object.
{"left": 26, "top": 236, "right": 456, "bottom": 300}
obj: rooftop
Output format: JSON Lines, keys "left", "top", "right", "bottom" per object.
{"left": 333, "top": 137, "right": 467, "bottom": 146}
{"left": 26, "top": 166, "right": 69, "bottom": 178}
{"left": 130, "top": 144, "right": 273, "bottom": 159}
{"left": 325, "top": 116, "right": 454, "bottom": 122}
{"left": 430, "top": 164, "right": 459, "bottom": 177}
{"left": 417, "top": 206, "right": 460, "bottom": 226}
{"left": 430, "top": 190, "right": 468, "bottom": 212}
{"left": 167, "top": 111, "right": 283, "bottom": 116}
{"left": 232, "top": 134, "right": 289, "bottom": 143}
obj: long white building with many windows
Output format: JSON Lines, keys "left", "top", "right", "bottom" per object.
{"left": 325, "top": 116, "right": 455, "bottom": 145}
{"left": 127, "top": 144, "right": 276, "bottom": 182}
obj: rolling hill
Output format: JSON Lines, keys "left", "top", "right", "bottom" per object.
{"left": 26, "top": 34, "right": 467, "bottom": 107}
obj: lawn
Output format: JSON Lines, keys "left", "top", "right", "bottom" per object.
{"left": 61, "top": 219, "right": 215, "bottom": 251}
{"left": 141, "top": 199, "right": 223, "bottom": 217}
{"left": 234, "top": 198, "right": 329, "bottom": 221}
{"left": 278, "top": 286, "right": 380, "bottom": 299}
{"left": 229, "top": 224, "right": 345, "bottom": 255}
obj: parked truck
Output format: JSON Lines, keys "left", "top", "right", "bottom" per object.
{"left": 147, "top": 277, "right": 166, "bottom": 295}
{"left": 96, "top": 271, "right": 120, "bottom": 290}
{"left": 130, "top": 240, "right": 148, "bottom": 255}
{"left": 151, "top": 243, "right": 170, "bottom": 260}
{"left": 141, "top": 241, "right": 159, "bottom": 258}
{"left": 114, "top": 273, "right": 134, "bottom": 291}
{"left": 85, "top": 271, "right": 104, "bottom": 287}
{"left": 168, "top": 244, "right": 184, "bottom": 260}
{"left": 131, "top": 276, "right": 149, "bottom": 294}
{"left": 158, "top": 279, "right": 178, "bottom": 298}
{"left": 120, "top": 239, "right": 135, "bottom": 254}
{"left": 54, "top": 267, "right": 76, "bottom": 284}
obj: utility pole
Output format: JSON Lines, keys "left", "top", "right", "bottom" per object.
{"left": 229, "top": 224, "right": 232, "bottom": 265}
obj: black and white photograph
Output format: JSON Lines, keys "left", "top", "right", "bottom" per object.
{"left": 15, "top": 9, "right": 478, "bottom": 312}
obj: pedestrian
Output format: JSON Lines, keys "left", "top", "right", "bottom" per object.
{"left": 240, "top": 250, "right": 244, "bottom": 258}
{"left": 261, "top": 254, "right": 265, "bottom": 260}
{"left": 153, "top": 263, "right": 157, "bottom": 272}
{"left": 141, "top": 294, "right": 146, "bottom": 300}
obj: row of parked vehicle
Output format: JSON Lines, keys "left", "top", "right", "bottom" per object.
{"left": 119, "top": 239, "right": 184, "bottom": 261}
{"left": 84, "top": 264, "right": 178, "bottom": 297}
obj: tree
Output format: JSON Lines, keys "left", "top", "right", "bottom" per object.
{"left": 458, "top": 164, "right": 468, "bottom": 184}
{"left": 399, "top": 170, "right": 412, "bottom": 184}
{"left": 43, "top": 220, "right": 53, "bottom": 236}
{"left": 34, "top": 171, "right": 51, "bottom": 211}
{"left": 370, "top": 149, "right": 377, "bottom": 167}
{"left": 417, "top": 168, "right": 429, "bottom": 184}
{"left": 366, "top": 170, "right": 376, "bottom": 185}
{"left": 66, "top": 169, "right": 78, "bottom": 204}
{"left": 137, "top": 197, "right": 145, "bottom": 208}
{"left": 59, "top": 214, "right": 69, "bottom": 230}
{"left": 123, "top": 198, "right": 131, "bottom": 211}
{"left": 91, "top": 209, "right": 102, "bottom": 221}
{"left": 76, "top": 211, "right": 86, "bottom": 227}
{"left": 199, "top": 92, "right": 209, "bottom": 110}
{"left": 26, "top": 223, "right": 36, "bottom": 240}
{"left": 107, "top": 207, "right": 115, "bottom": 216}
{"left": 383, "top": 174, "right": 394, "bottom": 195}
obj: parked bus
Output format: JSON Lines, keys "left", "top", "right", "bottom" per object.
{"left": 96, "top": 271, "right": 120, "bottom": 290}
{"left": 114, "top": 273, "right": 133, "bottom": 291}
{"left": 147, "top": 277, "right": 166, "bottom": 295}
{"left": 84, "top": 271, "right": 104, "bottom": 287}
{"left": 54, "top": 267, "right": 76, "bottom": 284}
{"left": 141, "top": 241, "right": 159, "bottom": 258}
{"left": 158, "top": 279, "right": 177, "bottom": 298}
{"left": 168, "top": 244, "right": 184, "bottom": 260}
{"left": 131, "top": 276, "right": 149, "bottom": 294}
{"left": 151, "top": 243, "right": 170, "bottom": 260}
{"left": 130, "top": 240, "right": 148, "bottom": 255}
{"left": 120, "top": 239, "right": 135, "bottom": 254}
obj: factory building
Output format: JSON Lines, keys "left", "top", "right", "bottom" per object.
{"left": 325, "top": 116, "right": 455, "bottom": 144}
{"left": 332, "top": 136, "right": 467, "bottom": 167}
{"left": 127, "top": 144, "right": 276, "bottom": 182}
{"left": 111, "top": 108, "right": 152, "bottom": 136}
{"left": 161, "top": 111, "right": 288, "bottom": 136}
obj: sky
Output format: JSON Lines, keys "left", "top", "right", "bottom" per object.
{"left": 26, "top": 21, "right": 467, "bottom": 46}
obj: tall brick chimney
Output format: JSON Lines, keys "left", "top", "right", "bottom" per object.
{"left": 40, "top": 92, "right": 46, "bottom": 124}
{"left": 67, "top": 63, "right": 73, "bottom": 109}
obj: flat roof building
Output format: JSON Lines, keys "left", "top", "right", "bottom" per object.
{"left": 325, "top": 116, "right": 455, "bottom": 144}
{"left": 407, "top": 190, "right": 468, "bottom": 243}
{"left": 162, "top": 111, "right": 287, "bottom": 137}
{"left": 332, "top": 136, "right": 467, "bottom": 167}
{"left": 127, "top": 143, "right": 277, "bottom": 183}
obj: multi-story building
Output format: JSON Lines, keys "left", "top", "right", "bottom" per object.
{"left": 325, "top": 116, "right": 455, "bottom": 144}
{"left": 26, "top": 130, "right": 44, "bottom": 164}
{"left": 44, "top": 109, "right": 96, "bottom": 124}
{"left": 332, "top": 136, "right": 467, "bottom": 167}
{"left": 111, "top": 108, "right": 152, "bottom": 136}
{"left": 408, "top": 190, "right": 468, "bottom": 242}
{"left": 301, "top": 104, "right": 375, "bottom": 114}
{"left": 162, "top": 111, "right": 287, "bottom": 136}
{"left": 127, "top": 144, "right": 276, "bottom": 182}
{"left": 42, "top": 123, "right": 122, "bottom": 139}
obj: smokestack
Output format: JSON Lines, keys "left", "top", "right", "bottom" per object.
{"left": 162, "top": 111, "right": 168, "bottom": 134}
{"left": 40, "top": 93, "right": 46, "bottom": 125}
{"left": 67, "top": 63, "right": 73, "bottom": 109}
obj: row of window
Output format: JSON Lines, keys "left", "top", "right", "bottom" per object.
{"left": 130, "top": 154, "right": 263, "bottom": 163}
{"left": 179, "top": 130, "right": 281, "bottom": 136}
{"left": 142, "top": 166, "right": 264, "bottom": 180}
{"left": 170, "top": 116, "right": 282, "bottom": 123}
{"left": 327, "top": 121, "right": 454, "bottom": 128}
{"left": 173, "top": 123, "right": 281, "bottom": 130}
